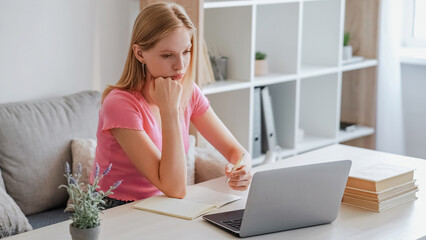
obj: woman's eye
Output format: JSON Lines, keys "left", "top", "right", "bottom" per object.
{"left": 162, "top": 54, "right": 172, "bottom": 58}
{"left": 184, "top": 50, "right": 191, "bottom": 55}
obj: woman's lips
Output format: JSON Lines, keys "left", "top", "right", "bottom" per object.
{"left": 171, "top": 73, "right": 184, "bottom": 80}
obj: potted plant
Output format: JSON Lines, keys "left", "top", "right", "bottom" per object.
{"left": 255, "top": 51, "right": 268, "bottom": 76}
{"left": 59, "top": 162, "right": 122, "bottom": 240}
{"left": 342, "top": 32, "right": 353, "bottom": 60}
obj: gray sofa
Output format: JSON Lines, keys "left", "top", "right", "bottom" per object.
{"left": 0, "top": 91, "right": 101, "bottom": 229}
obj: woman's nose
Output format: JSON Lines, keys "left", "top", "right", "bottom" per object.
{"left": 174, "top": 55, "right": 184, "bottom": 71}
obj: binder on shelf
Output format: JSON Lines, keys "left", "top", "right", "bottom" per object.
{"left": 261, "top": 86, "right": 277, "bottom": 153}
{"left": 252, "top": 88, "right": 262, "bottom": 158}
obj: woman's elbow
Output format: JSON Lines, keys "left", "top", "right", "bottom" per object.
{"left": 164, "top": 186, "right": 186, "bottom": 199}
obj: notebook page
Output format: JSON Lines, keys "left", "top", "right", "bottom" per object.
{"left": 185, "top": 185, "right": 241, "bottom": 208}
{"left": 133, "top": 195, "right": 215, "bottom": 220}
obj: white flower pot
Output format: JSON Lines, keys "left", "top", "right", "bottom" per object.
{"left": 70, "top": 224, "right": 100, "bottom": 240}
{"left": 342, "top": 45, "right": 353, "bottom": 60}
{"left": 255, "top": 60, "right": 268, "bottom": 76}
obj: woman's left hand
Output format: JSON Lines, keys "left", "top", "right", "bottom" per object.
{"left": 225, "top": 163, "right": 253, "bottom": 191}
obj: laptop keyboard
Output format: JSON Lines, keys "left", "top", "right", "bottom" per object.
{"left": 222, "top": 219, "right": 242, "bottom": 230}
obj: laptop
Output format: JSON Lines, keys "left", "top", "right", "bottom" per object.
{"left": 203, "top": 160, "right": 352, "bottom": 237}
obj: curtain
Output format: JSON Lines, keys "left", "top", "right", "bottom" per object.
{"left": 376, "top": 0, "right": 405, "bottom": 154}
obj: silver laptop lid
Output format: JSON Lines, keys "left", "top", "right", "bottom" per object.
{"left": 239, "top": 160, "right": 352, "bottom": 237}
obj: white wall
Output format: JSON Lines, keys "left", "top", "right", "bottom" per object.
{"left": 92, "top": 0, "right": 140, "bottom": 92}
{"left": 401, "top": 63, "right": 426, "bottom": 159}
{"left": 0, "top": 0, "right": 139, "bottom": 104}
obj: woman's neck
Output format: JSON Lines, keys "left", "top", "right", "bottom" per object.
{"left": 141, "top": 74, "right": 155, "bottom": 105}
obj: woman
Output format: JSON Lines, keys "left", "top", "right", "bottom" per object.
{"left": 93, "top": 2, "right": 252, "bottom": 209}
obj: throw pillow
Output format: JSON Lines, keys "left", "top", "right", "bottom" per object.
{"left": 194, "top": 145, "right": 228, "bottom": 184}
{"left": 66, "top": 138, "right": 97, "bottom": 211}
{"left": 186, "top": 135, "right": 196, "bottom": 185}
{"left": 0, "top": 187, "right": 33, "bottom": 238}
{"left": 71, "top": 138, "right": 97, "bottom": 187}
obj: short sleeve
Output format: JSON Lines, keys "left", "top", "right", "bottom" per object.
{"left": 101, "top": 90, "right": 144, "bottom": 133}
{"left": 190, "top": 82, "right": 210, "bottom": 119}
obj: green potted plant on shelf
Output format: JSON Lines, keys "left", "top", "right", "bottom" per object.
{"left": 343, "top": 32, "right": 353, "bottom": 60}
{"left": 59, "top": 162, "right": 122, "bottom": 240}
{"left": 255, "top": 51, "right": 268, "bottom": 76}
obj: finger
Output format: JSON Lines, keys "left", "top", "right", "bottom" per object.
{"left": 231, "top": 186, "right": 248, "bottom": 191}
{"left": 235, "top": 164, "right": 250, "bottom": 173}
{"left": 225, "top": 164, "right": 233, "bottom": 176}
{"left": 228, "top": 176, "right": 251, "bottom": 185}
{"left": 229, "top": 166, "right": 249, "bottom": 178}
{"left": 228, "top": 178, "right": 251, "bottom": 186}
{"left": 229, "top": 174, "right": 252, "bottom": 183}
{"left": 153, "top": 77, "right": 162, "bottom": 91}
{"left": 229, "top": 183, "right": 250, "bottom": 191}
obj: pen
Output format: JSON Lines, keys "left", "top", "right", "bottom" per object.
{"left": 226, "top": 153, "right": 246, "bottom": 183}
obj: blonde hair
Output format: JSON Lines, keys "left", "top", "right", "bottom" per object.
{"left": 101, "top": 2, "right": 197, "bottom": 109}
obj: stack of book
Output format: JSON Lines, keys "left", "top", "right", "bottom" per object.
{"left": 342, "top": 163, "right": 418, "bottom": 212}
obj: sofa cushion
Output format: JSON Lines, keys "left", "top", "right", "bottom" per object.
{"left": 0, "top": 186, "right": 33, "bottom": 237}
{"left": 0, "top": 91, "right": 100, "bottom": 215}
{"left": 0, "top": 169, "right": 4, "bottom": 190}
{"left": 27, "top": 207, "right": 71, "bottom": 230}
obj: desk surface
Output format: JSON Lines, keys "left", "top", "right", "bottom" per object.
{"left": 7, "top": 144, "right": 426, "bottom": 240}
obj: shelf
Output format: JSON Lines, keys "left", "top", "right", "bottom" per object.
{"left": 202, "top": 80, "right": 251, "bottom": 95}
{"left": 341, "top": 59, "right": 378, "bottom": 72}
{"left": 253, "top": 73, "right": 297, "bottom": 86}
{"left": 251, "top": 147, "right": 295, "bottom": 166}
{"left": 296, "top": 135, "right": 335, "bottom": 153}
{"left": 197, "top": 0, "right": 380, "bottom": 157}
{"left": 278, "top": 147, "right": 296, "bottom": 159}
{"left": 204, "top": 0, "right": 253, "bottom": 9}
{"left": 338, "top": 125, "right": 375, "bottom": 143}
{"left": 300, "top": 65, "right": 338, "bottom": 78}
{"left": 255, "top": 0, "right": 300, "bottom": 5}
{"left": 252, "top": 155, "right": 265, "bottom": 166}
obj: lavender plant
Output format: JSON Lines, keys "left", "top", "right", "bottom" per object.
{"left": 59, "top": 162, "right": 122, "bottom": 229}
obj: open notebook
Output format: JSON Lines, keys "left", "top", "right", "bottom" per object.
{"left": 133, "top": 185, "right": 241, "bottom": 220}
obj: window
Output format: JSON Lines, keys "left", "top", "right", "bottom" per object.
{"left": 402, "top": 0, "right": 426, "bottom": 48}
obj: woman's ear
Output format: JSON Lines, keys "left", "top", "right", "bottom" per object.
{"left": 132, "top": 44, "right": 145, "bottom": 63}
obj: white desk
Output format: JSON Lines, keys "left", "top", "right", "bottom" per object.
{"left": 7, "top": 144, "right": 426, "bottom": 240}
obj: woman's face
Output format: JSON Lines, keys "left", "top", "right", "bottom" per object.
{"left": 142, "top": 27, "right": 192, "bottom": 83}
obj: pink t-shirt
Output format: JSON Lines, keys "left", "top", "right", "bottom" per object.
{"left": 92, "top": 82, "right": 210, "bottom": 201}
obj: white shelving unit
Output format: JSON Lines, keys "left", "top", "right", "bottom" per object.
{"left": 199, "top": 0, "right": 379, "bottom": 165}
{"left": 341, "top": 59, "right": 378, "bottom": 72}
{"left": 337, "top": 125, "right": 375, "bottom": 143}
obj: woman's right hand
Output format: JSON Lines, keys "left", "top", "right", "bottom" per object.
{"left": 149, "top": 77, "right": 183, "bottom": 114}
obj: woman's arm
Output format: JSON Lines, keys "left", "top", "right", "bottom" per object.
{"left": 111, "top": 77, "right": 187, "bottom": 198}
{"left": 110, "top": 109, "right": 186, "bottom": 198}
{"left": 191, "top": 107, "right": 252, "bottom": 190}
